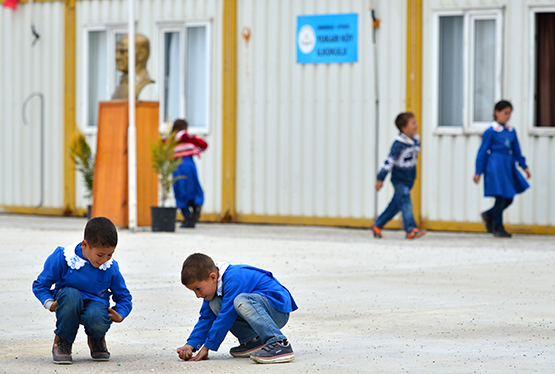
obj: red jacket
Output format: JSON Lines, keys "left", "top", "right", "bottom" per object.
{"left": 174, "top": 130, "right": 208, "bottom": 158}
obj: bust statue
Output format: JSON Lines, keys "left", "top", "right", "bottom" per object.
{"left": 112, "top": 33, "right": 155, "bottom": 100}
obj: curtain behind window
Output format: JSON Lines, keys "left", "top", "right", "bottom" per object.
{"left": 536, "top": 13, "right": 555, "bottom": 127}
{"left": 473, "top": 19, "right": 496, "bottom": 122}
{"left": 438, "top": 16, "right": 464, "bottom": 126}
{"left": 164, "top": 32, "right": 181, "bottom": 124}
{"left": 88, "top": 31, "right": 107, "bottom": 128}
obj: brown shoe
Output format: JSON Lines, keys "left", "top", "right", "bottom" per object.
{"left": 88, "top": 336, "right": 110, "bottom": 361}
{"left": 406, "top": 228, "right": 427, "bottom": 240}
{"left": 52, "top": 335, "right": 73, "bottom": 364}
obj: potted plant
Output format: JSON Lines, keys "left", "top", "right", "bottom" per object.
{"left": 70, "top": 130, "right": 94, "bottom": 218}
{"left": 150, "top": 129, "right": 183, "bottom": 232}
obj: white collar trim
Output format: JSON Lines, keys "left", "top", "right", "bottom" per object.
{"left": 63, "top": 242, "right": 113, "bottom": 271}
{"left": 492, "top": 121, "right": 512, "bottom": 132}
{"left": 216, "top": 262, "right": 230, "bottom": 296}
{"left": 396, "top": 132, "right": 419, "bottom": 145}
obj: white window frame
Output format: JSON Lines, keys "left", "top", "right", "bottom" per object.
{"left": 82, "top": 24, "right": 127, "bottom": 134}
{"left": 157, "top": 20, "right": 212, "bottom": 135}
{"left": 528, "top": 6, "right": 555, "bottom": 136}
{"left": 432, "top": 9, "right": 503, "bottom": 135}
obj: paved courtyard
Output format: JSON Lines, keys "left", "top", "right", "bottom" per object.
{"left": 1, "top": 213, "right": 554, "bottom": 373}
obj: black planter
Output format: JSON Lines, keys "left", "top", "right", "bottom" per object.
{"left": 151, "top": 207, "right": 177, "bottom": 232}
{"left": 86, "top": 205, "right": 92, "bottom": 219}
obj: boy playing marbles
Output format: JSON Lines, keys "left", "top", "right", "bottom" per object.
{"left": 32, "top": 217, "right": 132, "bottom": 364}
{"left": 177, "top": 253, "right": 297, "bottom": 364}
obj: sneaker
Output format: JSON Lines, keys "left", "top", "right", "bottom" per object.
{"left": 250, "top": 340, "right": 294, "bottom": 364}
{"left": 406, "top": 228, "right": 427, "bottom": 240}
{"left": 481, "top": 213, "right": 493, "bottom": 233}
{"left": 87, "top": 336, "right": 110, "bottom": 361}
{"left": 493, "top": 226, "right": 512, "bottom": 238}
{"left": 371, "top": 226, "right": 382, "bottom": 238}
{"left": 229, "top": 337, "right": 264, "bottom": 358}
{"left": 52, "top": 335, "right": 73, "bottom": 364}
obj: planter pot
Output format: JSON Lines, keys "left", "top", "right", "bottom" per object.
{"left": 151, "top": 206, "right": 177, "bottom": 232}
{"left": 86, "top": 205, "right": 92, "bottom": 219}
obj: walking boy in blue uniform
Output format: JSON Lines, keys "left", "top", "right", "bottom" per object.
{"left": 177, "top": 253, "right": 297, "bottom": 364}
{"left": 32, "top": 217, "right": 133, "bottom": 364}
{"left": 371, "top": 112, "right": 427, "bottom": 240}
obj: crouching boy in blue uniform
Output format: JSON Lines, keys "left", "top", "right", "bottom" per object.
{"left": 32, "top": 217, "right": 132, "bottom": 364}
{"left": 177, "top": 253, "right": 297, "bottom": 364}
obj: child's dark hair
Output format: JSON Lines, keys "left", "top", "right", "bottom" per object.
{"left": 84, "top": 217, "right": 118, "bottom": 248}
{"left": 395, "top": 112, "right": 415, "bottom": 132}
{"left": 172, "top": 119, "right": 188, "bottom": 133}
{"left": 494, "top": 100, "right": 513, "bottom": 119}
{"left": 181, "top": 253, "right": 218, "bottom": 286}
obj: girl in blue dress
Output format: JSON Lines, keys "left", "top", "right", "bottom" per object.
{"left": 473, "top": 100, "right": 531, "bottom": 238}
{"left": 171, "top": 119, "right": 208, "bottom": 228}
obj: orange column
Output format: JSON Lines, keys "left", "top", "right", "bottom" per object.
{"left": 406, "top": 0, "right": 423, "bottom": 226}
{"left": 92, "top": 101, "right": 158, "bottom": 227}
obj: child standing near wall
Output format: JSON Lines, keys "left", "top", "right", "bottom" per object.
{"left": 371, "top": 112, "right": 427, "bottom": 240}
{"left": 32, "top": 217, "right": 132, "bottom": 364}
{"left": 171, "top": 119, "right": 208, "bottom": 228}
{"left": 473, "top": 100, "right": 531, "bottom": 238}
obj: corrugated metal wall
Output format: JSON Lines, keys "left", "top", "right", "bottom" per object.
{"left": 422, "top": 0, "right": 555, "bottom": 226}
{"left": 4, "top": 0, "right": 550, "bottom": 229}
{"left": 0, "top": 1, "right": 66, "bottom": 209}
{"left": 235, "top": 0, "right": 407, "bottom": 219}
{"left": 75, "top": 0, "right": 223, "bottom": 214}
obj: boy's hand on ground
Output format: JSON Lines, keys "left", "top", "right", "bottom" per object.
{"left": 108, "top": 307, "right": 123, "bottom": 323}
{"left": 177, "top": 344, "right": 200, "bottom": 361}
{"left": 375, "top": 180, "right": 383, "bottom": 191}
{"left": 192, "top": 346, "right": 210, "bottom": 361}
{"left": 49, "top": 301, "right": 57, "bottom": 312}
{"left": 473, "top": 175, "right": 480, "bottom": 184}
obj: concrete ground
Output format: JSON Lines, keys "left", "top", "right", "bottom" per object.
{"left": 1, "top": 213, "right": 554, "bottom": 374}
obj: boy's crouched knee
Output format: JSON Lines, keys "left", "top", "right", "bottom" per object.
{"left": 56, "top": 287, "right": 82, "bottom": 308}
{"left": 233, "top": 293, "right": 251, "bottom": 311}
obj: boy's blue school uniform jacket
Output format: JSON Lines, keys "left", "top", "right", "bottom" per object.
{"left": 377, "top": 133, "right": 420, "bottom": 187}
{"left": 475, "top": 122, "right": 529, "bottom": 198}
{"left": 186, "top": 264, "right": 298, "bottom": 352}
{"left": 32, "top": 242, "right": 133, "bottom": 320}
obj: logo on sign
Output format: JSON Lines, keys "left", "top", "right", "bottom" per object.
{"left": 298, "top": 25, "right": 316, "bottom": 54}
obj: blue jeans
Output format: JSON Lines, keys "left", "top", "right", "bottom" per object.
{"left": 374, "top": 183, "right": 416, "bottom": 232}
{"left": 54, "top": 287, "right": 112, "bottom": 344}
{"left": 209, "top": 294, "right": 289, "bottom": 345}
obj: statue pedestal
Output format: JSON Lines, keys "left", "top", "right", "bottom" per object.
{"left": 92, "top": 101, "right": 159, "bottom": 227}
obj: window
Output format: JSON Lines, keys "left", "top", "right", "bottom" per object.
{"left": 531, "top": 10, "right": 555, "bottom": 128}
{"left": 438, "top": 16, "right": 463, "bottom": 127}
{"left": 435, "top": 10, "right": 503, "bottom": 130}
{"left": 158, "top": 22, "right": 211, "bottom": 134}
{"left": 84, "top": 26, "right": 126, "bottom": 129}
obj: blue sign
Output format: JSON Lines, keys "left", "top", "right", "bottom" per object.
{"left": 297, "top": 13, "right": 358, "bottom": 64}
